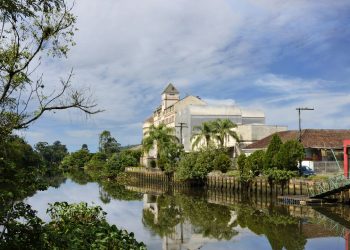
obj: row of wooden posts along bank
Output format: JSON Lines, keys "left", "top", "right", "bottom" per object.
{"left": 125, "top": 169, "right": 339, "bottom": 197}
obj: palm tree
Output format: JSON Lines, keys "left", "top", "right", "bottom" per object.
{"left": 212, "top": 119, "right": 240, "bottom": 148}
{"left": 142, "top": 124, "right": 178, "bottom": 166}
{"left": 191, "top": 122, "right": 214, "bottom": 149}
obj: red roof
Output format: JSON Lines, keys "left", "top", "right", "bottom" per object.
{"left": 245, "top": 129, "right": 350, "bottom": 149}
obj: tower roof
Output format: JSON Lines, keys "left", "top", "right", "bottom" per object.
{"left": 162, "top": 83, "right": 179, "bottom": 94}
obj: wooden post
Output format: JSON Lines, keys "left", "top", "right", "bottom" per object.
{"left": 293, "top": 180, "right": 296, "bottom": 195}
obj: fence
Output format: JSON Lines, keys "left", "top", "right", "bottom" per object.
{"left": 313, "top": 161, "right": 343, "bottom": 174}
{"left": 125, "top": 170, "right": 336, "bottom": 197}
{"left": 206, "top": 175, "right": 315, "bottom": 196}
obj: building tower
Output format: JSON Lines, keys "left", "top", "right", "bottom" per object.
{"left": 161, "top": 83, "right": 180, "bottom": 111}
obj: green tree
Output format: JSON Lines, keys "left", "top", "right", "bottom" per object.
{"left": 35, "top": 141, "right": 68, "bottom": 167}
{"left": 158, "top": 141, "right": 183, "bottom": 174}
{"left": 264, "top": 134, "right": 283, "bottom": 170}
{"left": 237, "top": 154, "right": 254, "bottom": 188}
{"left": 142, "top": 124, "right": 178, "bottom": 166}
{"left": 60, "top": 148, "right": 91, "bottom": 170}
{"left": 245, "top": 150, "right": 265, "bottom": 176}
{"left": 98, "top": 130, "right": 121, "bottom": 155}
{"left": 274, "top": 140, "right": 304, "bottom": 171}
{"left": 103, "top": 153, "right": 123, "bottom": 177}
{"left": 191, "top": 122, "right": 214, "bottom": 149}
{"left": 212, "top": 118, "right": 239, "bottom": 148}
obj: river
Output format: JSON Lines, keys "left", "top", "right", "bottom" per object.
{"left": 25, "top": 174, "right": 348, "bottom": 250}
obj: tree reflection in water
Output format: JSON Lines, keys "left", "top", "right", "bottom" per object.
{"left": 67, "top": 169, "right": 143, "bottom": 203}
{"left": 142, "top": 193, "right": 307, "bottom": 250}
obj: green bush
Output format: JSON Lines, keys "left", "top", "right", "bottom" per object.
{"left": 212, "top": 153, "right": 232, "bottom": 173}
{"left": 245, "top": 150, "right": 265, "bottom": 176}
{"left": 237, "top": 154, "right": 254, "bottom": 185}
{"left": 45, "top": 202, "right": 146, "bottom": 249}
{"left": 176, "top": 152, "right": 199, "bottom": 180}
{"left": 176, "top": 148, "right": 232, "bottom": 180}
{"left": 0, "top": 202, "right": 146, "bottom": 250}
{"left": 104, "top": 153, "right": 124, "bottom": 177}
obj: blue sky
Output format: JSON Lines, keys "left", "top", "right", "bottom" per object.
{"left": 20, "top": 0, "right": 350, "bottom": 152}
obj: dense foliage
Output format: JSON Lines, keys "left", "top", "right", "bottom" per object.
{"left": 238, "top": 135, "right": 304, "bottom": 188}
{"left": 176, "top": 148, "right": 232, "bottom": 180}
{"left": 60, "top": 148, "right": 92, "bottom": 170}
{"left": 35, "top": 141, "right": 68, "bottom": 167}
{"left": 99, "top": 130, "right": 121, "bottom": 156}
{"left": 263, "top": 134, "right": 283, "bottom": 170}
{"left": 1, "top": 202, "right": 146, "bottom": 250}
{"left": 60, "top": 130, "right": 141, "bottom": 178}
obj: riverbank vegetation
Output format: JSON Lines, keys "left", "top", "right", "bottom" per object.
{"left": 60, "top": 130, "right": 142, "bottom": 180}
{"left": 237, "top": 134, "right": 304, "bottom": 190}
{"left": 142, "top": 120, "right": 304, "bottom": 189}
{"left": 0, "top": 1, "right": 144, "bottom": 248}
{"left": 0, "top": 134, "right": 145, "bottom": 249}
{"left": 1, "top": 201, "right": 146, "bottom": 249}
{"left": 142, "top": 119, "right": 237, "bottom": 181}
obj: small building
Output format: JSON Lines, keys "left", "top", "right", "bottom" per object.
{"left": 142, "top": 83, "right": 287, "bottom": 167}
{"left": 244, "top": 129, "right": 350, "bottom": 174}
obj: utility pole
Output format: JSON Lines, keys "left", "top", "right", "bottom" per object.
{"left": 296, "top": 107, "right": 314, "bottom": 142}
{"left": 296, "top": 107, "right": 314, "bottom": 174}
{"left": 175, "top": 122, "right": 188, "bottom": 145}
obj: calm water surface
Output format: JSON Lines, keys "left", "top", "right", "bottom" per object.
{"left": 26, "top": 176, "right": 348, "bottom": 250}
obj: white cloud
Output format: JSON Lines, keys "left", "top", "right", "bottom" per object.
{"left": 244, "top": 74, "right": 350, "bottom": 129}
{"left": 20, "top": 0, "right": 350, "bottom": 148}
{"left": 204, "top": 98, "right": 236, "bottom": 106}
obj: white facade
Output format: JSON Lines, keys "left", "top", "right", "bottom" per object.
{"left": 142, "top": 84, "right": 287, "bottom": 166}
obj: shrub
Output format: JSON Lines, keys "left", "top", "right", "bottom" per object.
{"left": 0, "top": 202, "right": 146, "bottom": 250}
{"left": 245, "top": 150, "right": 265, "bottom": 176}
{"left": 212, "top": 153, "right": 232, "bottom": 173}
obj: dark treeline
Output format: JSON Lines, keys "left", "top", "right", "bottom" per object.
{"left": 0, "top": 132, "right": 145, "bottom": 249}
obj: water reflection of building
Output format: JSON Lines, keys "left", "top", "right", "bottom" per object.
{"left": 135, "top": 185, "right": 350, "bottom": 249}
{"left": 143, "top": 194, "right": 237, "bottom": 250}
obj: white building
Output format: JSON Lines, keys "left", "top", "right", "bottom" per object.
{"left": 142, "top": 84, "right": 287, "bottom": 167}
